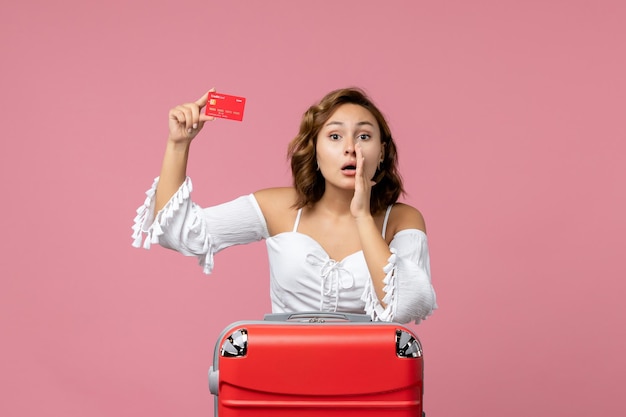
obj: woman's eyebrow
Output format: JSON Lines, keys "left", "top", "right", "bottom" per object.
{"left": 324, "top": 120, "right": 344, "bottom": 127}
{"left": 324, "top": 120, "right": 375, "bottom": 127}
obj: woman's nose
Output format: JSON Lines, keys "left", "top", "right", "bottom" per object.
{"left": 344, "top": 138, "right": 355, "bottom": 154}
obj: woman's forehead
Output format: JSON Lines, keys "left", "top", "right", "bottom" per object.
{"left": 323, "top": 104, "right": 378, "bottom": 127}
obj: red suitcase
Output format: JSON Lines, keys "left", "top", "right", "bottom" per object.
{"left": 208, "top": 312, "right": 424, "bottom": 416}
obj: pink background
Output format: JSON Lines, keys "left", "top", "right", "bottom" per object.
{"left": 1, "top": 1, "right": 625, "bottom": 416}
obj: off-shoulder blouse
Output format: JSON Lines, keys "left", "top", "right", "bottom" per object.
{"left": 132, "top": 177, "right": 437, "bottom": 323}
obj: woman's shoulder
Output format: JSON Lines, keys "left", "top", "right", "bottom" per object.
{"left": 253, "top": 187, "right": 299, "bottom": 235}
{"left": 387, "top": 202, "right": 427, "bottom": 236}
{"left": 253, "top": 187, "right": 298, "bottom": 209}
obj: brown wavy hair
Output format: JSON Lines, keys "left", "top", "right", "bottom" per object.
{"left": 287, "top": 87, "right": 404, "bottom": 214}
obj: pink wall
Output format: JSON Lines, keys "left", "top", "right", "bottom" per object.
{"left": 1, "top": 1, "right": 625, "bottom": 416}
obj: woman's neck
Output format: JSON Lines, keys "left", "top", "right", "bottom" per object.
{"left": 314, "top": 185, "right": 354, "bottom": 216}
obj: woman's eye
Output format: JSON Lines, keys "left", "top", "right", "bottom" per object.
{"left": 358, "top": 134, "right": 371, "bottom": 140}
{"left": 330, "top": 133, "right": 340, "bottom": 140}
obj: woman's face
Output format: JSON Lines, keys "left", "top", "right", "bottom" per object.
{"left": 315, "top": 103, "right": 384, "bottom": 190}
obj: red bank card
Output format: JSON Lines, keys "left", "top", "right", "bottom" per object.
{"left": 205, "top": 92, "right": 246, "bottom": 121}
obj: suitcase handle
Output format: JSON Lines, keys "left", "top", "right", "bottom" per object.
{"left": 263, "top": 311, "right": 372, "bottom": 323}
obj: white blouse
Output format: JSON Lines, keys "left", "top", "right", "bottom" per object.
{"left": 132, "top": 177, "right": 437, "bottom": 323}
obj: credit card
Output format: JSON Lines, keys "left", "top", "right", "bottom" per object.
{"left": 205, "top": 92, "right": 246, "bottom": 121}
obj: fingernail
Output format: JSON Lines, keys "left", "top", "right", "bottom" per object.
{"left": 187, "top": 128, "right": 192, "bottom": 134}
{"left": 193, "top": 123, "right": 198, "bottom": 129}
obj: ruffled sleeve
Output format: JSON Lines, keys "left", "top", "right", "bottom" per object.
{"left": 361, "top": 229, "right": 437, "bottom": 324}
{"left": 131, "top": 177, "right": 269, "bottom": 274}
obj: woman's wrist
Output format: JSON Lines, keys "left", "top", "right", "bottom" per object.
{"left": 165, "top": 137, "right": 192, "bottom": 153}
{"left": 354, "top": 214, "right": 377, "bottom": 233}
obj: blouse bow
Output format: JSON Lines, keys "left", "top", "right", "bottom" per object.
{"left": 306, "top": 252, "right": 355, "bottom": 312}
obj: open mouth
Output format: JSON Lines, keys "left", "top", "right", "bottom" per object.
{"left": 342, "top": 165, "right": 356, "bottom": 171}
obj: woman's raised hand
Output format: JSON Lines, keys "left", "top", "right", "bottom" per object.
{"left": 350, "top": 144, "right": 375, "bottom": 219}
{"left": 167, "top": 89, "right": 216, "bottom": 143}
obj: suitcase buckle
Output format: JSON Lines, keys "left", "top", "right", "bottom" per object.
{"left": 308, "top": 317, "right": 326, "bottom": 323}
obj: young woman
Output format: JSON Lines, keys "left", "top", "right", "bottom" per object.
{"left": 132, "top": 87, "right": 437, "bottom": 323}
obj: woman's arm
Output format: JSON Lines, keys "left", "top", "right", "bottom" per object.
{"left": 350, "top": 145, "right": 427, "bottom": 306}
{"left": 132, "top": 91, "right": 270, "bottom": 273}
{"left": 363, "top": 226, "right": 436, "bottom": 324}
{"left": 155, "top": 90, "right": 215, "bottom": 214}
{"left": 351, "top": 145, "right": 434, "bottom": 322}
{"left": 358, "top": 204, "right": 426, "bottom": 306}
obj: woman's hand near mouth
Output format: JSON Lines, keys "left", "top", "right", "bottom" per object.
{"left": 350, "top": 144, "right": 375, "bottom": 220}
